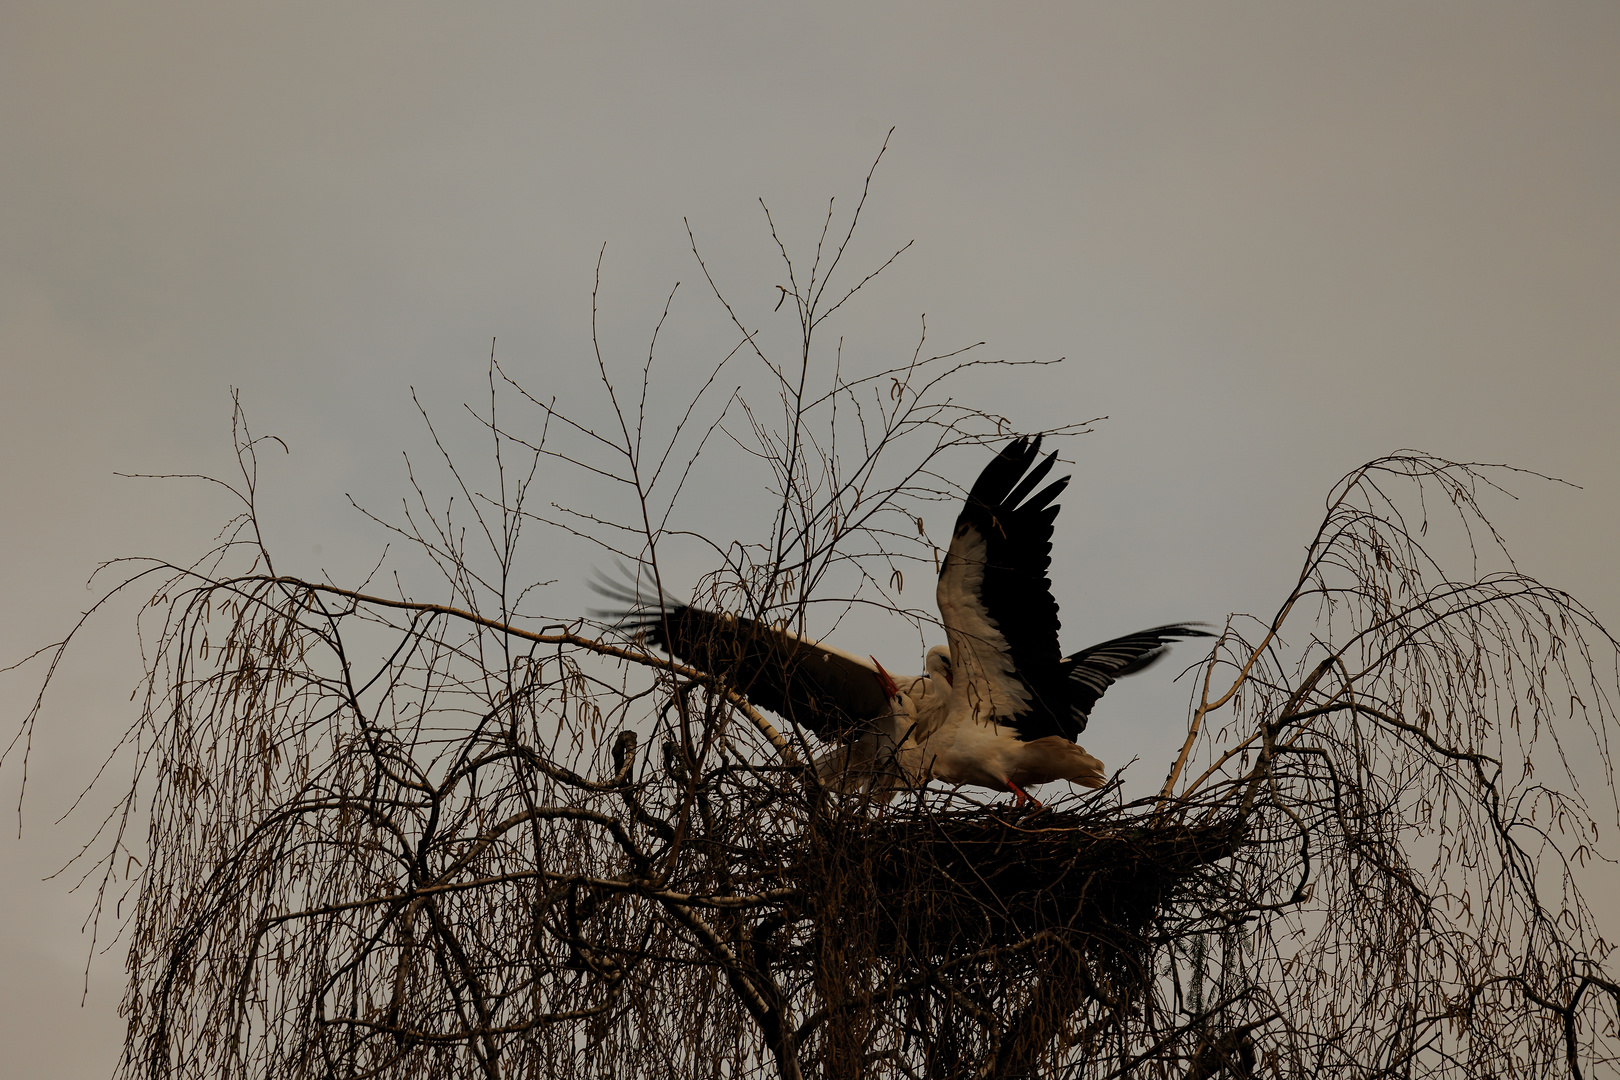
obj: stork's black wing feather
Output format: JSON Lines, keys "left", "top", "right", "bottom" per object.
{"left": 1051, "top": 624, "right": 1215, "bottom": 739}
{"left": 594, "top": 580, "right": 892, "bottom": 742}
{"left": 936, "top": 436, "right": 1071, "bottom": 734}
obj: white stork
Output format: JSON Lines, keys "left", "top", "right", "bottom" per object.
{"left": 599, "top": 436, "right": 1210, "bottom": 805}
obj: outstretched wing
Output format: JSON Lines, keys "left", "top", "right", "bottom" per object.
{"left": 935, "top": 436, "right": 1070, "bottom": 734}
{"left": 1054, "top": 624, "right": 1215, "bottom": 738}
{"left": 594, "top": 580, "right": 894, "bottom": 743}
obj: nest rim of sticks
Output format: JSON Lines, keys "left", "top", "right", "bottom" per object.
{"left": 783, "top": 796, "right": 1247, "bottom": 968}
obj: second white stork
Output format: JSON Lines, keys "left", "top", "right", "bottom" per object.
{"left": 917, "top": 437, "right": 1210, "bottom": 805}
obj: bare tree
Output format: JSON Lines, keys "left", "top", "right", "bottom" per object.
{"left": 9, "top": 143, "right": 1619, "bottom": 1079}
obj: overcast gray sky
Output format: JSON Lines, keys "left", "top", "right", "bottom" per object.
{"left": 3, "top": 4, "right": 1618, "bottom": 1074}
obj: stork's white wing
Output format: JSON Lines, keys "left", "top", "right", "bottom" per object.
{"left": 935, "top": 437, "right": 1069, "bottom": 732}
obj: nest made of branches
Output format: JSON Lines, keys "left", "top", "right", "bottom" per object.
{"left": 793, "top": 801, "right": 1244, "bottom": 963}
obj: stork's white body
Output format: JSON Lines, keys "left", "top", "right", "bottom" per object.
{"left": 921, "top": 697, "right": 1107, "bottom": 794}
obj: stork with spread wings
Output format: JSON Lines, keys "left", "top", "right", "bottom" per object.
{"left": 600, "top": 437, "right": 1210, "bottom": 805}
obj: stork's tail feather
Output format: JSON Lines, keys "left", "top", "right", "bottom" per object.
{"left": 1066, "top": 745, "right": 1107, "bottom": 790}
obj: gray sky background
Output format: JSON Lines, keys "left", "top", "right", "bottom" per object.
{"left": 3, "top": 5, "right": 1618, "bottom": 1075}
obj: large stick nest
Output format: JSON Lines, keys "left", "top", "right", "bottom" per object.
{"left": 794, "top": 802, "right": 1244, "bottom": 962}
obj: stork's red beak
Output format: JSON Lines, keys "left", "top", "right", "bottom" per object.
{"left": 870, "top": 656, "right": 900, "bottom": 698}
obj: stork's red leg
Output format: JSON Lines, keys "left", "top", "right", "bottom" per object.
{"left": 1007, "top": 781, "right": 1043, "bottom": 809}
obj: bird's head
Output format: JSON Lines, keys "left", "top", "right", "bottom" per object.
{"left": 924, "top": 645, "right": 954, "bottom": 687}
